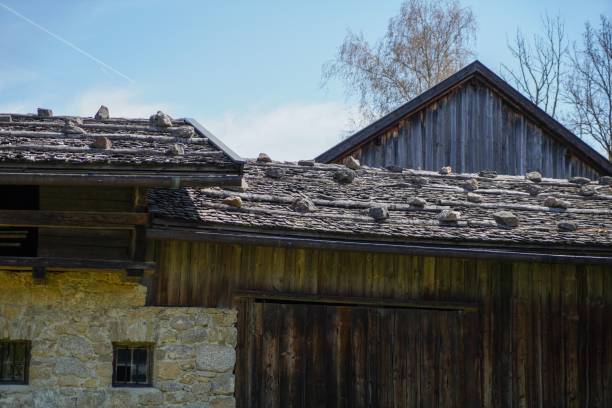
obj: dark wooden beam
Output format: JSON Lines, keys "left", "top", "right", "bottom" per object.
{"left": 0, "top": 172, "right": 244, "bottom": 188}
{"left": 123, "top": 268, "right": 145, "bottom": 283}
{"left": 234, "top": 290, "right": 479, "bottom": 312}
{"left": 132, "top": 187, "right": 148, "bottom": 212}
{"left": 0, "top": 210, "right": 149, "bottom": 229}
{"left": 147, "top": 227, "right": 612, "bottom": 266}
{"left": 0, "top": 256, "right": 155, "bottom": 270}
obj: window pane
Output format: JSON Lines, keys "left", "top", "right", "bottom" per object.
{"left": 113, "top": 345, "right": 151, "bottom": 386}
{"left": 116, "top": 348, "right": 130, "bottom": 366}
{"left": 116, "top": 364, "right": 131, "bottom": 383}
{"left": 133, "top": 364, "right": 147, "bottom": 383}
{"left": 133, "top": 348, "right": 147, "bottom": 365}
{"left": 13, "top": 363, "right": 24, "bottom": 379}
{"left": 134, "top": 348, "right": 148, "bottom": 383}
{"left": 0, "top": 342, "right": 29, "bottom": 384}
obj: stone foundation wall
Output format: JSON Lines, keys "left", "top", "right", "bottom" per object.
{"left": 0, "top": 271, "right": 237, "bottom": 408}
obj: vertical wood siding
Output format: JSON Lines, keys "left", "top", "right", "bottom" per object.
{"left": 152, "top": 240, "right": 612, "bottom": 406}
{"left": 343, "top": 79, "right": 602, "bottom": 179}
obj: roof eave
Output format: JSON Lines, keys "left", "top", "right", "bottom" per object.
{"left": 184, "top": 118, "right": 246, "bottom": 166}
{"left": 147, "top": 225, "right": 612, "bottom": 266}
{"left": 0, "top": 171, "right": 243, "bottom": 188}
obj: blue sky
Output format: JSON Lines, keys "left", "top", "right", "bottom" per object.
{"left": 0, "top": 0, "right": 610, "bottom": 160}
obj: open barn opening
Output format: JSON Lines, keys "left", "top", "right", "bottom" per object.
{"left": 0, "top": 185, "right": 38, "bottom": 257}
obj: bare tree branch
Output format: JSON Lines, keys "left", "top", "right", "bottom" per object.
{"left": 322, "top": 0, "right": 476, "bottom": 127}
{"left": 565, "top": 16, "right": 612, "bottom": 159}
{"left": 501, "top": 14, "right": 568, "bottom": 119}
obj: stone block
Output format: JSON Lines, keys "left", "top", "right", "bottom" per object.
{"left": 196, "top": 344, "right": 236, "bottom": 373}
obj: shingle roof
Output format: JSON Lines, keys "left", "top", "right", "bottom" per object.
{"left": 148, "top": 159, "right": 612, "bottom": 251}
{"left": 0, "top": 109, "right": 244, "bottom": 186}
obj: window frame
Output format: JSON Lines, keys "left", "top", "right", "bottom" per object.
{"left": 111, "top": 343, "right": 154, "bottom": 388}
{"left": 0, "top": 340, "right": 31, "bottom": 385}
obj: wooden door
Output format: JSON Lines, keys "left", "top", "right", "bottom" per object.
{"left": 236, "top": 299, "right": 482, "bottom": 407}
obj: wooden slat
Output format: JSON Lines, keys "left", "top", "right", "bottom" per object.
{"left": 233, "top": 290, "right": 478, "bottom": 312}
{"left": 38, "top": 228, "right": 131, "bottom": 260}
{"left": 0, "top": 256, "right": 154, "bottom": 270}
{"left": 0, "top": 210, "right": 148, "bottom": 228}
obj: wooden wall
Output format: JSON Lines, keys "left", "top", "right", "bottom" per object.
{"left": 38, "top": 186, "right": 135, "bottom": 259}
{"left": 151, "top": 239, "right": 612, "bottom": 407}
{"left": 342, "top": 78, "right": 603, "bottom": 179}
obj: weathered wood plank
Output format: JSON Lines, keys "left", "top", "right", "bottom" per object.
{"left": 0, "top": 210, "right": 148, "bottom": 228}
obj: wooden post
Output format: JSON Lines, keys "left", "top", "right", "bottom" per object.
{"left": 126, "top": 186, "right": 149, "bottom": 283}
{"left": 32, "top": 266, "right": 46, "bottom": 284}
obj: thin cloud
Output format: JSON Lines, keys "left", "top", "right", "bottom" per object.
{"left": 204, "top": 102, "right": 355, "bottom": 161}
{"left": 0, "top": 2, "right": 134, "bottom": 83}
{"left": 0, "top": 101, "right": 39, "bottom": 114}
{"left": 0, "top": 68, "right": 39, "bottom": 91}
{"left": 70, "top": 87, "right": 171, "bottom": 118}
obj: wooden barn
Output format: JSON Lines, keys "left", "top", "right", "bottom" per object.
{"left": 316, "top": 61, "right": 612, "bottom": 180}
{"left": 0, "top": 108, "right": 611, "bottom": 407}
{"left": 148, "top": 158, "right": 612, "bottom": 407}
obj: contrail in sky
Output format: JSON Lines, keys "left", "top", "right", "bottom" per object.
{"left": 0, "top": 2, "right": 135, "bottom": 83}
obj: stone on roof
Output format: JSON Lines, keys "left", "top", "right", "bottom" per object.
{"left": 544, "top": 196, "right": 570, "bottom": 209}
{"left": 257, "top": 153, "right": 272, "bottom": 163}
{"left": 167, "top": 144, "right": 185, "bottom": 156}
{"left": 479, "top": 170, "right": 497, "bottom": 178}
{"left": 386, "top": 165, "right": 403, "bottom": 173}
{"left": 292, "top": 197, "right": 315, "bottom": 213}
{"left": 526, "top": 171, "right": 542, "bottom": 183}
{"left": 439, "top": 166, "right": 452, "bottom": 175}
{"left": 95, "top": 105, "right": 109, "bottom": 120}
{"left": 150, "top": 111, "right": 172, "bottom": 127}
{"left": 298, "top": 160, "right": 315, "bottom": 167}
{"left": 265, "top": 167, "right": 284, "bottom": 179}
{"left": 91, "top": 136, "right": 112, "bottom": 150}
{"left": 368, "top": 206, "right": 389, "bottom": 221}
{"left": 558, "top": 221, "right": 578, "bottom": 232}
{"left": 437, "top": 209, "right": 461, "bottom": 222}
{"left": 462, "top": 179, "right": 479, "bottom": 191}
{"left": 37, "top": 108, "right": 52, "bottom": 117}
{"left": 569, "top": 176, "right": 591, "bottom": 185}
{"left": 493, "top": 211, "right": 519, "bottom": 228}
{"left": 467, "top": 193, "right": 483, "bottom": 203}
{"left": 345, "top": 156, "right": 360, "bottom": 170}
{"left": 222, "top": 196, "right": 242, "bottom": 208}
{"left": 410, "top": 197, "right": 427, "bottom": 207}
{"left": 333, "top": 168, "right": 355, "bottom": 184}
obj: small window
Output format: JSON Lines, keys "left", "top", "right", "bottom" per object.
{"left": 112, "top": 344, "right": 153, "bottom": 387}
{"left": 0, "top": 341, "right": 30, "bottom": 385}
